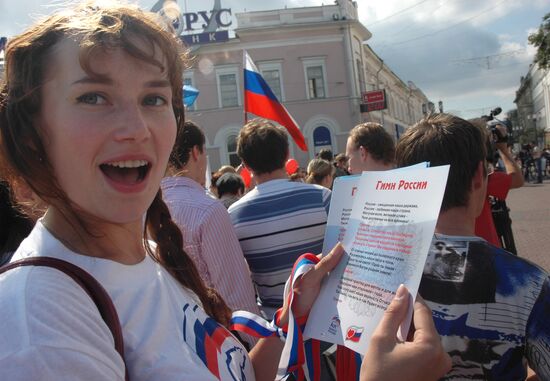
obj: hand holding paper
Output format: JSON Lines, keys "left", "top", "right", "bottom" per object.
{"left": 361, "top": 285, "right": 452, "bottom": 381}
{"left": 279, "top": 244, "right": 344, "bottom": 325}
{"left": 305, "top": 165, "right": 450, "bottom": 355}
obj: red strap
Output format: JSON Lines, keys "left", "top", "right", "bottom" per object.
{"left": 0, "top": 257, "right": 129, "bottom": 381}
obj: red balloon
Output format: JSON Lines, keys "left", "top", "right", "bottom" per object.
{"left": 286, "top": 158, "right": 299, "bottom": 175}
{"left": 240, "top": 167, "right": 251, "bottom": 188}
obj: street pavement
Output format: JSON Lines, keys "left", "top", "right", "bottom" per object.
{"left": 506, "top": 179, "right": 550, "bottom": 271}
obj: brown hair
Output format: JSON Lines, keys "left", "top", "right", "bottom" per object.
{"left": 305, "top": 159, "right": 334, "bottom": 185}
{"left": 349, "top": 123, "right": 395, "bottom": 165}
{"left": 334, "top": 153, "right": 348, "bottom": 165}
{"left": 395, "top": 113, "right": 486, "bottom": 212}
{"left": 0, "top": 3, "right": 230, "bottom": 325}
{"left": 237, "top": 119, "right": 289, "bottom": 175}
{"left": 169, "top": 120, "right": 206, "bottom": 169}
{"left": 0, "top": 180, "right": 34, "bottom": 261}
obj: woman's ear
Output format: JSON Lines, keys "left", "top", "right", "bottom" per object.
{"left": 190, "top": 145, "right": 201, "bottom": 162}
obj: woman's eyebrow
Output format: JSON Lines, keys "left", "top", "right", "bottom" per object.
{"left": 71, "top": 76, "right": 113, "bottom": 86}
{"left": 71, "top": 77, "right": 170, "bottom": 88}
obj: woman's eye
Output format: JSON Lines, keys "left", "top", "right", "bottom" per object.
{"left": 143, "top": 95, "right": 167, "bottom": 106}
{"left": 76, "top": 93, "right": 107, "bottom": 105}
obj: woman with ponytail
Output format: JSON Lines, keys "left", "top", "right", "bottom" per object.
{"left": 305, "top": 158, "right": 335, "bottom": 189}
{"left": 0, "top": 2, "right": 450, "bottom": 381}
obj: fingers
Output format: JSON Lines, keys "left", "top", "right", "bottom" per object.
{"left": 411, "top": 297, "right": 438, "bottom": 342}
{"left": 307, "top": 242, "right": 345, "bottom": 284}
{"left": 372, "top": 284, "right": 410, "bottom": 345}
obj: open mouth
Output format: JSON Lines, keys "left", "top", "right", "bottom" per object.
{"left": 100, "top": 160, "right": 151, "bottom": 185}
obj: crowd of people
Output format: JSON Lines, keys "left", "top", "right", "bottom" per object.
{"left": 0, "top": 2, "right": 548, "bottom": 381}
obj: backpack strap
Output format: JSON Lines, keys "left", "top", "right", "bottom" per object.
{"left": 0, "top": 257, "right": 129, "bottom": 381}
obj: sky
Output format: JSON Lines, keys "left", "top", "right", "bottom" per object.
{"left": 1, "top": 0, "right": 549, "bottom": 119}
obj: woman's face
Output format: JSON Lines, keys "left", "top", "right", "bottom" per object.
{"left": 38, "top": 38, "right": 177, "bottom": 224}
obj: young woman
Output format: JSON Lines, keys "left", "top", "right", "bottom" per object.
{"left": 0, "top": 2, "right": 450, "bottom": 380}
{"left": 305, "top": 158, "right": 335, "bottom": 189}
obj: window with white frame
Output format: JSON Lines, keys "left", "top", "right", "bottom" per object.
{"left": 183, "top": 75, "right": 195, "bottom": 111}
{"left": 302, "top": 57, "right": 327, "bottom": 99}
{"left": 216, "top": 66, "right": 240, "bottom": 108}
{"left": 227, "top": 134, "right": 240, "bottom": 167}
{"left": 259, "top": 62, "right": 284, "bottom": 101}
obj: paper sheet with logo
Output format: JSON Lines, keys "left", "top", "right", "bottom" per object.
{"left": 304, "top": 164, "right": 449, "bottom": 355}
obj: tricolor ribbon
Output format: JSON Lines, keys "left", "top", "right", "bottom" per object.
{"left": 230, "top": 253, "right": 321, "bottom": 380}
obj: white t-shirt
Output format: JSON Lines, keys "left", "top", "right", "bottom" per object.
{"left": 0, "top": 221, "right": 255, "bottom": 381}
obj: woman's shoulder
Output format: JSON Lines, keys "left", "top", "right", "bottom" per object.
{"left": 0, "top": 263, "right": 124, "bottom": 378}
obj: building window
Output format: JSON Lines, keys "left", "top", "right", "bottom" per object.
{"left": 220, "top": 74, "right": 238, "bottom": 107}
{"left": 302, "top": 57, "right": 327, "bottom": 100}
{"left": 307, "top": 66, "right": 325, "bottom": 99}
{"left": 216, "top": 66, "right": 241, "bottom": 108}
{"left": 259, "top": 61, "right": 284, "bottom": 101}
{"left": 227, "top": 134, "right": 240, "bottom": 167}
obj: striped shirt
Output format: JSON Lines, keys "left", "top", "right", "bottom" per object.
{"left": 161, "top": 176, "right": 259, "bottom": 316}
{"left": 229, "top": 179, "right": 331, "bottom": 311}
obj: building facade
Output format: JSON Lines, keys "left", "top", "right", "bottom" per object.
{"left": 514, "top": 63, "right": 550, "bottom": 147}
{"left": 180, "top": 1, "right": 431, "bottom": 169}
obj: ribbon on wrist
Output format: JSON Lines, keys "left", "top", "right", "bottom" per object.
{"left": 230, "top": 253, "right": 320, "bottom": 380}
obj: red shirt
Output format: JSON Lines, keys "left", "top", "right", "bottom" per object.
{"left": 475, "top": 171, "right": 512, "bottom": 247}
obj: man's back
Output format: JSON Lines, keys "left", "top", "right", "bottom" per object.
{"left": 161, "top": 176, "right": 259, "bottom": 316}
{"left": 229, "top": 179, "right": 331, "bottom": 312}
{"left": 421, "top": 234, "right": 550, "bottom": 380}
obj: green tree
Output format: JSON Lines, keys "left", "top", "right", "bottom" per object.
{"left": 529, "top": 12, "right": 550, "bottom": 70}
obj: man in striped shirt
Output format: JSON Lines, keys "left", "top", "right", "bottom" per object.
{"left": 161, "top": 121, "right": 259, "bottom": 323}
{"left": 228, "top": 119, "right": 331, "bottom": 317}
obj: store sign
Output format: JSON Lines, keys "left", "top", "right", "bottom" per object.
{"left": 360, "top": 89, "right": 387, "bottom": 113}
{"left": 181, "top": 9, "right": 233, "bottom": 32}
{"left": 181, "top": 30, "right": 229, "bottom": 45}
{"left": 153, "top": 1, "right": 232, "bottom": 45}
{"left": 313, "top": 126, "right": 332, "bottom": 146}
{"left": 182, "top": 8, "right": 232, "bottom": 45}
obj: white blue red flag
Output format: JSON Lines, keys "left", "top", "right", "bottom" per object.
{"left": 243, "top": 50, "right": 308, "bottom": 151}
{"left": 345, "top": 326, "right": 364, "bottom": 343}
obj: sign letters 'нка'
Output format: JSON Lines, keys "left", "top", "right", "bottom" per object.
{"left": 360, "top": 89, "right": 387, "bottom": 113}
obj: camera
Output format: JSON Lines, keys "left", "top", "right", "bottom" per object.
{"left": 482, "top": 107, "right": 508, "bottom": 144}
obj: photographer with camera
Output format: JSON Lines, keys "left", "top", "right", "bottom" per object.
{"left": 470, "top": 109, "right": 524, "bottom": 252}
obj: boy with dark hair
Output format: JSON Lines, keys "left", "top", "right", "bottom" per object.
{"left": 346, "top": 122, "right": 395, "bottom": 174}
{"left": 318, "top": 148, "right": 334, "bottom": 162}
{"left": 229, "top": 119, "right": 331, "bottom": 315}
{"left": 396, "top": 113, "right": 550, "bottom": 380}
{"left": 236, "top": 119, "right": 289, "bottom": 175}
{"left": 216, "top": 172, "right": 245, "bottom": 209}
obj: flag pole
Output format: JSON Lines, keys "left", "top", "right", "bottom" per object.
{"left": 243, "top": 49, "right": 248, "bottom": 126}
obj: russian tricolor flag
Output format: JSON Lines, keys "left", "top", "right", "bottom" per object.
{"left": 345, "top": 326, "right": 364, "bottom": 343}
{"left": 243, "top": 50, "right": 307, "bottom": 151}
